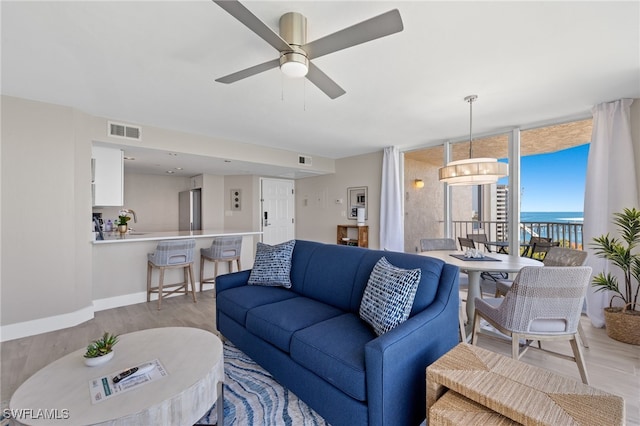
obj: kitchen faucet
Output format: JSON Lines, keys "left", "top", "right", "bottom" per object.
{"left": 120, "top": 208, "right": 137, "bottom": 223}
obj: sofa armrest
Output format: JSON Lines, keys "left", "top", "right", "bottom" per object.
{"left": 364, "top": 269, "right": 459, "bottom": 426}
{"left": 215, "top": 270, "right": 252, "bottom": 295}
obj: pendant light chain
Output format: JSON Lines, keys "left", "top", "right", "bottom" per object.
{"left": 466, "top": 94, "right": 477, "bottom": 159}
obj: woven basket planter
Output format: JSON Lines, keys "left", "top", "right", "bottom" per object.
{"left": 604, "top": 305, "right": 640, "bottom": 345}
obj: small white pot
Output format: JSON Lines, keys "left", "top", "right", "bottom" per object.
{"left": 84, "top": 351, "right": 114, "bottom": 367}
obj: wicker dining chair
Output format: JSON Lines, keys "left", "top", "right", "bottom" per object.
{"left": 495, "top": 246, "right": 590, "bottom": 347}
{"left": 420, "top": 238, "right": 467, "bottom": 342}
{"left": 472, "top": 266, "right": 593, "bottom": 384}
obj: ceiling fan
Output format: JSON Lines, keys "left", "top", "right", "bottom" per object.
{"left": 212, "top": 0, "right": 404, "bottom": 99}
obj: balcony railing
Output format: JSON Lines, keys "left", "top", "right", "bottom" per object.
{"left": 452, "top": 220, "right": 584, "bottom": 252}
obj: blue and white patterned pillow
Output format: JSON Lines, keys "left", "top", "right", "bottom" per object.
{"left": 359, "top": 257, "right": 422, "bottom": 336}
{"left": 248, "top": 240, "right": 296, "bottom": 288}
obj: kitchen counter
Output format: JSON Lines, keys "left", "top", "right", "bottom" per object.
{"left": 93, "top": 229, "right": 262, "bottom": 244}
{"left": 92, "top": 229, "right": 262, "bottom": 310}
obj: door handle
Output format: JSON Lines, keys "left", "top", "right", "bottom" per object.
{"left": 264, "top": 211, "right": 269, "bottom": 227}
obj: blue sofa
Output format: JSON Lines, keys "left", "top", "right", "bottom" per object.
{"left": 215, "top": 240, "right": 459, "bottom": 426}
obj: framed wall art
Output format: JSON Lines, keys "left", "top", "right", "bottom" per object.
{"left": 347, "top": 186, "right": 367, "bottom": 220}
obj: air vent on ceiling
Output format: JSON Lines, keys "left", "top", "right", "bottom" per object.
{"left": 108, "top": 121, "right": 142, "bottom": 141}
{"left": 298, "top": 155, "right": 312, "bottom": 166}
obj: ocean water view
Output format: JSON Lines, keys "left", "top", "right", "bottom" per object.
{"left": 520, "top": 211, "right": 584, "bottom": 223}
{"left": 518, "top": 212, "right": 584, "bottom": 248}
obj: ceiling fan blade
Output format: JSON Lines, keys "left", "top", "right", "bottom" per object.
{"left": 306, "top": 62, "right": 346, "bottom": 99}
{"left": 212, "top": 0, "right": 291, "bottom": 52}
{"left": 216, "top": 59, "right": 280, "bottom": 84}
{"left": 303, "top": 9, "right": 403, "bottom": 60}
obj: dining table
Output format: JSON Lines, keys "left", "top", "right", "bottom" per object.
{"left": 418, "top": 250, "right": 542, "bottom": 330}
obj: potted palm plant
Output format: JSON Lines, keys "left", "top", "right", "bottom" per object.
{"left": 591, "top": 207, "right": 640, "bottom": 345}
{"left": 84, "top": 332, "right": 119, "bottom": 366}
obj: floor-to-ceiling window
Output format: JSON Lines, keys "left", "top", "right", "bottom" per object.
{"left": 403, "top": 119, "right": 592, "bottom": 253}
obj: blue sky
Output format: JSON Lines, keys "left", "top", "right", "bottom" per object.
{"left": 498, "top": 144, "right": 589, "bottom": 212}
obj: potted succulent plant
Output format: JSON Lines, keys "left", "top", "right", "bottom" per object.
{"left": 116, "top": 212, "right": 131, "bottom": 234}
{"left": 84, "top": 332, "right": 119, "bottom": 366}
{"left": 591, "top": 207, "right": 640, "bottom": 345}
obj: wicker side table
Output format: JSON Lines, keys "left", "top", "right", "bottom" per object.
{"left": 426, "top": 343, "right": 624, "bottom": 425}
{"left": 429, "top": 390, "right": 519, "bottom": 426}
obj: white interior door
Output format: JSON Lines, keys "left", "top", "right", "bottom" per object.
{"left": 261, "top": 178, "right": 295, "bottom": 245}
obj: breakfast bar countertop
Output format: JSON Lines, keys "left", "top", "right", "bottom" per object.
{"left": 93, "top": 229, "right": 263, "bottom": 244}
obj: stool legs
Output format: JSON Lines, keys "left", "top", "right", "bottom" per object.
{"left": 158, "top": 266, "right": 165, "bottom": 310}
{"left": 147, "top": 262, "right": 152, "bottom": 302}
{"left": 199, "top": 256, "right": 241, "bottom": 292}
{"left": 147, "top": 262, "right": 196, "bottom": 310}
{"left": 188, "top": 264, "right": 196, "bottom": 303}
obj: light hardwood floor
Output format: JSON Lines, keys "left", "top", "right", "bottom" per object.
{"left": 1, "top": 291, "right": 638, "bottom": 425}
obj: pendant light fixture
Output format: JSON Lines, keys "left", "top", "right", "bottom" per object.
{"left": 438, "top": 95, "right": 508, "bottom": 185}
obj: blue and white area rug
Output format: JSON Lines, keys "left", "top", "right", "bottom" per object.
{"left": 195, "top": 342, "right": 330, "bottom": 426}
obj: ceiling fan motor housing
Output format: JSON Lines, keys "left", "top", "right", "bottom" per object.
{"left": 279, "top": 12, "right": 309, "bottom": 77}
{"left": 279, "top": 12, "right": 307, "bottom": 46}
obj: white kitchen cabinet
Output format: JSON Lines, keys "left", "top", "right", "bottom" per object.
{"left": 92, "top": 145, "right": 123, "bottom": 206}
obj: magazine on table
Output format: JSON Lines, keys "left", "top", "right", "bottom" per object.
{"left": 89, "top": 359, "right": 167, "bottom": 404}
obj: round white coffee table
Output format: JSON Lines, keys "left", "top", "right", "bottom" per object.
{"left": 10, "top": 327, "right": 224, "bottom": 426}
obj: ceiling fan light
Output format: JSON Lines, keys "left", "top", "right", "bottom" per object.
{"left": 280, "top": 52, "right": 309, "bottom": 78}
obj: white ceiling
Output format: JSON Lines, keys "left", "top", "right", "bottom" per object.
{"left": 2, "top": 1, "right": 639, "bottom": 177}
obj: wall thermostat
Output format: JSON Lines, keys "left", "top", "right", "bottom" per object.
{"left": 230, "top": 189, "right": 241, "bottom": 211}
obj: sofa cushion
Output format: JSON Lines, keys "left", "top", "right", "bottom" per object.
{"left": 295, "top": 243, "right": 369, "bottom": 310}
{"left": 246, "top": 297, "right": 343, "bottom": 353}
{"left": 359, "top": 257, "right": 421, "bottom": 336}
{"left": 217, "top": 286, "right": 297, "bottom": 326}
{"left": 290, "top": 313, "right": 374, "bottom": 402}
{"left": 248, "top": 240, "right": 295, "bottom": 288}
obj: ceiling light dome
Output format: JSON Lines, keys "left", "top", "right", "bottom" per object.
{"left": 439, "top": 95, "right": 508, "bottom": 185}
{"left": 280, "top": 51, "right": 308, "bottom": 78}
{"left": 438, "top": 158, "right": 509, "bottom": 186}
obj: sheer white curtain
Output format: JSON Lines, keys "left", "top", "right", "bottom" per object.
{"left": 380, "top": 146, "right": 404, "bottom": 251}
{"left": 584, "top": 98, "right": 637, "bottom": 327}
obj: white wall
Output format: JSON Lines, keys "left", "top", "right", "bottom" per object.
{"left": 632, "top": 100, "right": 640, "bottom": 198}
{"left": 1, "top": 96, "right": 94, "bottom": 331}
{"left": 201, "top": 174, "right": 225, "bottom": 230}
{"left": 296, "top": 151, "right": 382, "bottom": 249}
{"left": 0, "top": 95, "right": 335, "bottom": 340}
{"left": 95, "top": 172, "right": 189, "bottom": 231}
{"left": 224, "top": 175, "right": 257, "bottom": 231}
{"left": 403, "top": 157, "right": 473, "bottom": 252}
{"left": 89, "top": 118, "right": 335, "bottom": 176}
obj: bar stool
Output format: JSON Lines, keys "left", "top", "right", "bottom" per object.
{"left": 147, "top": 239, "right": 196, "bottom": 309}
{"left": 199, "top": 236, "right": 242, "bottom": 292}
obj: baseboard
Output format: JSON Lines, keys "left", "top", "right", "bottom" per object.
{"left": 1, "top": 285, "right": 203, "bottom": 342}
{"left": 92, "top": 292, "right": 148, "bottom": 312}
{"left": 93, "top": 284, "right": 202, "bottom": 311}
{"left": 0, "top": 305, "right": 95, "bottom": 342}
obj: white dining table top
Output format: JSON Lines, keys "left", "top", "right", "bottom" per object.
{"left": 419, "top": 250, "right": 542, "bottom": 272}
